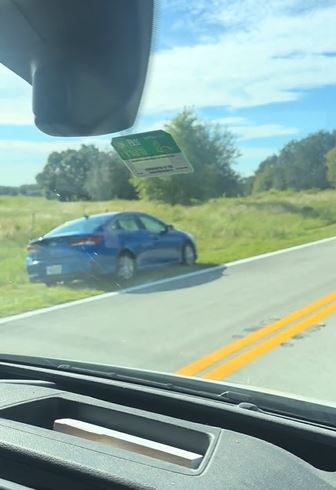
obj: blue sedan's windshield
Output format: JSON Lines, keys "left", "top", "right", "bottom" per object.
{"left": 44, "top": 215, "right": 112, "bottom": 237}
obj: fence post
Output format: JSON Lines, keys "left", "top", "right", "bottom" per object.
{"left": 31, "top": 212, "right": 36, "bottom": 232}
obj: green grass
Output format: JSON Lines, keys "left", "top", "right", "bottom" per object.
{"left": 2, "top": 189, "right": 336, "bottom": 317}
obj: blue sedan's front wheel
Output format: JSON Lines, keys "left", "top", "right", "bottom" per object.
{"left": 116, "top": 253, "right": 136, "bottom": 281}
{"left": 182, "top": 242, "right": 196, "bottom": 266}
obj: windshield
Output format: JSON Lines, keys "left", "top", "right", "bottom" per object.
{"left": 1, "top": 0, "right": 336, "bottom": 406}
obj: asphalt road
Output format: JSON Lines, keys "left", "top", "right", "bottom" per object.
{"left": 0, "top": 237, "right": 336, "bottom": 403}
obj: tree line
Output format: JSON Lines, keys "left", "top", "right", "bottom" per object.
{"left": 35, "top": 109, "right": 242, "bottom": 204}
{"left": 252, "top": 131, "right": 336, "bottom": 193}
{"left": 0, "top": 184, "right": 42, "bottom": 197}
{"left": 36, "top": 144, "right": 137, "bottom": 202}
{"left": 3, "top": 109, "right": 336, "bottom": 204}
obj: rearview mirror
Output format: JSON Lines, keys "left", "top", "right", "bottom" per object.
{"left": 0, "top": 0, "right": 154, "bottom": 136}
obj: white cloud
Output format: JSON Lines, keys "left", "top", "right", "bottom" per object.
{"left": 136, "top": 119, "right": 169, "bottom": 132}
{"left": 141, "top": 2, "right": 336, "bottom": 113}
{"left": 238, "top": 146, "right": 277, "bottom": 175}
{"left": 240, "top": 146, "right": 277, "bottom": 160}
{"left": 0, "top": 0, "right": 333, "bottom": 186}
{"left": 136, "top": 114, "right": 298, "bottom": 141}
{"left": 0, "top": 138, "right": 113, "bottom": 185}
{"left": 214, "top": 116, "right": 246, "bottom": 126}
{"left": 230, "top": 124, "right": 299, "bottom": 140}
{"left": 0, "top": 97, "right": 33, "bottom": 125}
{"left": 212, "top": 116, "right": 299, "bottom": 139}
{"left": 0, "top": 138, "right": 111, "bottom": 154}
{"left": 1, "top": 1, "right": 335, "bottom": 125}
{"left": 0, "top": 65, "right": 32, "bottom": 125}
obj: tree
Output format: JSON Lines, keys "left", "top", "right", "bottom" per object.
{"left": 134, "top": 109, "right": 240, "bottom": 204}
{"left": 277, "top": 132, "right": 334, "bottom": 190}
{"left": 84, "top": 152, "right": 137, "bottom": 200}
{"left": 326, "top": 147, "right": 336, "bottom": 188}
{"left": 36, "top": 144, "right": 136, "bottom": 201}
{"left": 238, "top": 176, "right": 255, "bottom": 196}
{"left": 252, "top": 155, "right": 278, "bottom": 193}
{"left": 36, "top": 145, "right": 97, "bottom": 200}
{"left": 252, "top": 130, "right": 336, "bottom": 192}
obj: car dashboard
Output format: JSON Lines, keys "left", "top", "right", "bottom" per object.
{"left": 0, "top": 362, "right": 334, "bottom": 489}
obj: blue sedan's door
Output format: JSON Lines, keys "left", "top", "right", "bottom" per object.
{"left": 110, "top": 214, "right": 154, "bottom": 269}
{"left": 137, "top": 214, "right": 181, "bottom": 265}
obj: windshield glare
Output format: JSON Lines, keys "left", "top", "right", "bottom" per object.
{"left": 44, "top": 215, "right": 111, "bottom": 237}
{"left": 1, "top": 0, "right": 336, "bottom": 407}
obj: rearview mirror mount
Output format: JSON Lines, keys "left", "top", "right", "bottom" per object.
{"left": 0, "top": 0, "right": 154, "bottom": 136}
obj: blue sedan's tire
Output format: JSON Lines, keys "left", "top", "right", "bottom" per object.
{"left": 45, "top": 280, "right": 56, "bottom": 287}
{"left": 116, "top": 253, "right": 136, "bottom": 281}
{"left": 182, "top": 242, "right": 196, "bottom": 266}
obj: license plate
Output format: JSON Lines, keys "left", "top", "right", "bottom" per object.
{"left": 46, "top": 265, "right": 62, "bottom": 275}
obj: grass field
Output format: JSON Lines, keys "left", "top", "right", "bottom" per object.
{"left": 1, "top": 189, "right": 336, "bottom": 317}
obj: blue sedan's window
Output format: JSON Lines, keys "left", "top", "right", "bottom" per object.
{"left": 116, "top": 216, "right": 140, "bottom": 231}
{"left": 45, "top": 215, "right": 109, "bottom": 237}
{"left": 139, "top": 215, "right": 166, "bottom": 234}
{"left": 103, "top": 220, "right": 119, "bottom": 233}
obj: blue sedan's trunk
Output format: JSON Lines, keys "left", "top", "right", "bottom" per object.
{"left": 26, "top": 233, "right": 113, "bottom": 283}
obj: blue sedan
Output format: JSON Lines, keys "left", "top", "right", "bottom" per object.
{"left": 26, "top": 212, "right": 197, "bottom": 284}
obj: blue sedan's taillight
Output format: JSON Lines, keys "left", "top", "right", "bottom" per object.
{"left": 69, "top": 235, "right": 103, "bottom": 247}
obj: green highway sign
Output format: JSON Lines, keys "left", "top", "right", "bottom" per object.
{"left": 111, "top": 130, "right": 193, "bottom": 178}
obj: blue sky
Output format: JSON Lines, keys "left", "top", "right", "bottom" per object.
{"left": 1, "top": 0, "right": 336, "bottom": 185}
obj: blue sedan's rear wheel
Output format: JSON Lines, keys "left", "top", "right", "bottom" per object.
{"left": 182, "top": 242, "right": 196, "bottom": 266}
{"left": 116, "top": 253, "right": 136, "bottom": 281}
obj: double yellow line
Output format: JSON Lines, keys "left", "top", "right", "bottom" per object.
{"left": 176, "top": 291, "right": 336, "bottom": 381}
